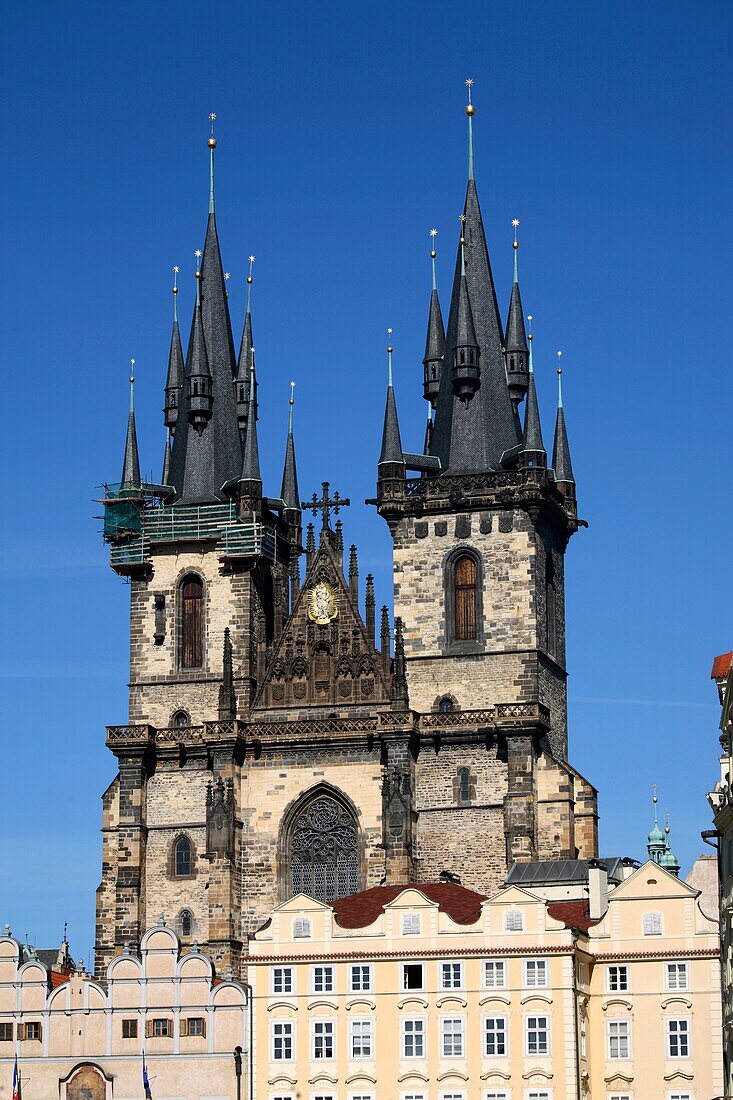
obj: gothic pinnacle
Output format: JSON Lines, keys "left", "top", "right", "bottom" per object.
{"left": 281, "top": 381, "right": 300, "bottom": 513}
{"left": 552, "top": 352, "right": 575, "bottom": 492}
{"left": 121, "top": 360, "right": 141, "bottom": 488}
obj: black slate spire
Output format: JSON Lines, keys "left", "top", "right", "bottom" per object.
{"left": 161, "top": 429, "right": 172, "bottom": 486}
{"left": 430, "top": 93, "right": 520, "bottom": 473}
{"left": 235, "top": 256, "right": 256, "bottom": 441}
{"left": 169, "top": 124, "right": 243, "bottom": 503}
{"left": 452, "top": 241, "right": 481, "bottom": 404}
{"left": 240, "top": 362, "right": 262, "bottom": 499}
{"left": 422, "top": 233, "right": 445, "bottom": 407}
{"left": 552, "top": 361, "right": 575, "bottom": 491}
{"left": 505, "top": 222, "right": 529, "bottom": 405}
{"left": 281, "top": 382, "right": 300, "bottom": 512}
{"left": 520, "top": 335, "right": 546, "bottom": 467}
{"left": 378, "top": 339, "right": 404, "bottom": 469}
{"left": 164, "top": 271, "right": 184, "bottom": 432}
{"left": 121, "top": 371, "right": 141, "bottom": 487}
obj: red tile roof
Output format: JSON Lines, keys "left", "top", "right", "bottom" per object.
{"left": 546, "top": 899, "right": 599, "bottom": 932}
{"left": 330, "top": 882, "right": 487, "bottom": 929}
{"left": 50, "top": 969, "right": 71, "bottom": 989}
{"left": 711, "top": 652, "right": 733, "bottom": 680}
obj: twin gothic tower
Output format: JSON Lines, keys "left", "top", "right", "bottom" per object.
{"left": 96, "top": 101, "right": 598, "bottom": 977}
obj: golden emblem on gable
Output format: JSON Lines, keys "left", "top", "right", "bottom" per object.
{"left": 306, "top": 581, "right": 338, "bottom": 625}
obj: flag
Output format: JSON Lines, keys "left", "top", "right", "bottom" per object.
{"left": 142, "top": 1055, "right": 153, "bottom": 1100}
{"left": 12, "top": 1055, "right": 21, "bottom": 1100}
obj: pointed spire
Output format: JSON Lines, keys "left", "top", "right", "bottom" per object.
{"left": 520, "top": 326, "right": 546, "bottom": 465}
{"left": 452, "top": 236, "right": 481, "bottom": 404}
{"left": 235, "top": 256, "right": 256, "bottom": 440}
{"left": 423, "top": 229, "right": 445, "bottom": 407}
{"left": 378, "top": 331, "right": 404, "bottom": 468}
{"left": 660, "top": 816, "right": 681, "bottom": 876}
{"left": 465, "top": 79, "right": 475, "bottom": 181}
{"left": 121, "top": 361, "right": 141, "bottom": 488}
{"left": 349, "top": 545, "right": 358, "bottom": 602}
{"left": 240, "top": 361, "right": 262, "bottom": 497}
{"left": 505, "top": 220, "right": 530, "bottom": 405}
{"left": 393, "top": 616, "right": 409, "bottom": 709}
{"left": 552, "top": 352, "right": 575, "bottom": 491}
{"left": 164, "top": 267, "right": 184, "bottom": 431}
{"left": 218, "top": 627, "right": 236, "bottom": 720}
{"left": 365, "top": 574, "right": 376, "bottom": 647}
{"left": 161, "top": 428, "right": 172, "bottom": 486}
{"left": 185, "top": 258, "right": 214, "bottom": 433}
{"left": 647, "top": 785, "right": 666, "bottom": 864}
{"left": 380, "top": 605, "right": 391, "bottom": 679}
{"left": 281, "top": 381, "right": 300, "bottom": 512}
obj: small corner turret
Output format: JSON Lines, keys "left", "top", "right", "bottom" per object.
{"left": 504, "top": 219, "right": 529, "bottom": 407}
{"left": 422, "top": 230, "right": 445, "bottom": 407}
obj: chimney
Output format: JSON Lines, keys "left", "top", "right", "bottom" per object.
{"left": 587, "top": 859, "right": 608, "bottom": 921}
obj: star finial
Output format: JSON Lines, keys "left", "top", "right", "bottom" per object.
{"left": 224, "top": 272, "right": 230, "bottom": 280}
{"left": 195, "top": 249, "right": 202, "bottom": 259}
{"left": 429, "top": 229, "right": 438, "bottom": 286}
{"left": 512, "top": 217, "right": 520, "bottom": 246}
{"left": 527, "top": 314, "right": 533, "bottom": 341}
{"left": 465, "top": 77, "right": 474, "bottom": 105}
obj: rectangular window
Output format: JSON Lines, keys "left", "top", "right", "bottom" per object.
{"left": 504, "top": 909, "right": 524, "bottom": 932}
{"left": 313, "top": 966, "right": 334, "bottom": 993}
{"left": 607, "top": 1019, "right": 630, "bottom": 1059}
{"left": 273, "top": 966, "right": 293, "bottom": 994}
{"left": 524, "top": 959, "right": 548, "bottom": 988}
{"left": 402, "top": 1095, "right": 426, "bottom": 1100}
{"left": 350, "top": 1019, "right": 373, "bottom": 1058}
{"left": 152, "top": 1018, "right": 172, "bottom": 1037}
{"left": 441, "top": 961, "right": 463, "bottom": 989}
{"left": 607, "top": 1094, "right": 632, "bottom": 1100}
{"left": 607, "top": 965, "right": 629, "bottom": 992}
{"left": 349, "top": 964, "right": 372, "bottom": 992}
{"left": 22, "top": 1021, "right": 42, "bottom": 1041}
{"left": 667, "top": 1094, "right": 692, "bottom": 1100}
{"left": 185, "top": 1016, "right": 205, "bottom": 1037}
{"left": 313, "top": 1020, "right": 335, "bottom": 1059}
{"left": 402, "top": 963, "right": 424, "bottom": 990}
{"left": 350, "top": 1095, "right": 374, "bottom": 1100}
{"left": 526, "top": 1093, "right": 552, "bottom": 1100}
{"left": 402, "top": 1018, "right": 425, "bottom": 1058}
{"left": 121, "top": 1018, "right": 138, "bottom": 1039}
{"left": 402, "top": 914, "right": 421, "bottom": 935}
{"left": 272, "top": 1021, "right": 293, "bottom": 1061}
{"left": 440, "top": 1094, "right": 465, "bottom": 1100}
{"left": 293, "top": 917, "right": 311, "bottom": 939}
{"left": 666, "top": 962, "right": 689, "bottom": 991}
{"left": 667, "top": 1018, "right": 690, "bottom": 1058}
{"left": 484, "top": 1093, "right": 509, "bottom": 1100}
{"left": 484, "top": 960, "right": 507, "bottom": 988}
{"left": 484, "top": 1015, "right": 507, "bottom": 1056}
{"left": 525, "top": 1015, "right": 549, "bottom": 1056}
{"left": 643, "top": 912, "right": 663, "bottom": 935}
{"left": 441, "top": 1017, "right": 464, "bottom": 1057}
{"left": 0, "top": 1023, "right": 12, "bottom": 1042}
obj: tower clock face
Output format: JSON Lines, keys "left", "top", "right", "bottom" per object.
{"left": 306, "top": 581, "right": 338, "bottom": 625}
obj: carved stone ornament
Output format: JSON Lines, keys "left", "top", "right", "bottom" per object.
{"left": 306, "top": 580, "right": 339, "bottom": 625}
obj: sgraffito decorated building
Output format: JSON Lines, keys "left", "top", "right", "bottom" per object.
{"left": 95, "top": 92, "right": 598, "bottom": 981}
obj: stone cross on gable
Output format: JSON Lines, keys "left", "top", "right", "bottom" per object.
{"left": 302, "top": 482, "right": 350, "bottom": 531}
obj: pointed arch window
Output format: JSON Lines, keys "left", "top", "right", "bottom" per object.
{"left": 287, "top": 794, "right": 359, "bottom": 904}
{"left": 180, "top": 575, "right": 204, "bottom": 669}
{"left": 458, "top": 768, "right": 470, "bottom": 804}
{"left": 174, "top": 836, "right": 192, "bottom": 878}
{"left": 180, "top": 909, "right": 193, "bottom": 938}
{"left": 454, "top": 555, "right": 478, "bottom": 641}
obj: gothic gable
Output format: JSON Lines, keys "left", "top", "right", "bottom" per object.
{"left": 254, "top": 535, "right": 392, "bottom": 710}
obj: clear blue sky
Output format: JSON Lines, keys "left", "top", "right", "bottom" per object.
{"left": 0, "top": 0, "right": 730, "bottom": 960}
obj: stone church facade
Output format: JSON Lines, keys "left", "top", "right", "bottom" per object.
{"left": 95, "top": 103, "right": 598, "bottom": 979}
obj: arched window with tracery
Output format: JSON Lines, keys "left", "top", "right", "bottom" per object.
{"left": 173, "top": 835, "right": 192, "bottom": 878}
{"left": 180, "top": 575, "right": 204, "bottom": 669}
{"left": 287, "top": 793, "right": 359, "bottom": 904}
{"left": 180, "top": 908, "right": 193, "bottom": 938}
{"left": 454, "top": 554, "right": 478, "bottom": 641}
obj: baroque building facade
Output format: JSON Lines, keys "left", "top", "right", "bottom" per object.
{"left": 96, "top": 98, "right": 598, "bottom": 980}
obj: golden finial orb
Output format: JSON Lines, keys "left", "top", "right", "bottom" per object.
{"left": 430, "top": 250, "right": 437, "bottom": 259}
{"left": 208, "top": 137, "right": 217, "bottom": 149}
{"left": 465, "top": 103, "right": 475, "bottom": 116}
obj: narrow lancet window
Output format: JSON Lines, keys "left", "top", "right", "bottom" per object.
{"left": 454, "top": 555, "right": 478, "bottom": 641}
{"left": 181, "top": 576, "right": 204, "bottom": 668}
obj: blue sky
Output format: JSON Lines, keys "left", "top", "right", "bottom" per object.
{"left": 0, "top": 0, "right": 730, "bottom": 959}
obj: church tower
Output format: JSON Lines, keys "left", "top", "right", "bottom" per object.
{"left": 96, "top": 99, "right": 597, "bottom": 980}
{"left": 374, "top": 86, "right": 597, "bottom": 885}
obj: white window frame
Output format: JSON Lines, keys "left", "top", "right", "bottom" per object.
{"left": 607, "top": 1094, "right": 633, "bottom": 1100}
{"left": 524, "top": 958, "right": 548, "bottom": 988}
{"left": 665, "top": 962, "right": 689, "bottom": 991}
{"left": 349, "top": 1094, "right": 374, "bottom": 1100}
{"left": 312, "top": 965, "right": 335, "bottom": 994}
{"left": 349, "top": 963, "right": 372, "bottom": 992}
{"left": 440, "top": 1093, "right": 466, "bottom": 1100}
{"left": 525, "top": 1014, "right": 550, "bottom": 1056}
{"left": 666, "top": 1017, "right": 691, "bottom": 1058}
{"left": 666, "top": 1092, "right": 693, "bottom": 1100}
{"left": 504, "top": 909, "right": 524, "bottom": 932}
{"left": 525, "top": 1091, "right": 553, "bottom": 1100}
{"left": 441, "top": 960, "right": 464, "bottom": 989}
{"left": 440, "top": 1015, "right": 465, "bottom": 1057}
{"left": 312, "top": 1018, "right": 336, "bottom": 1060}
{"left": 606, "top": 1018, "right": 631, "bottom": 1060}
{"left": 271, "top": 1020, "right": 294, "bottom": 1062}
{"left": 402, "top": 913, "right": 421, "bottom": 935}
{"left": 402, "top": 961, "right": 425, "bottom": 991}
{"left": 402, "top": 1017, "right": 426, "bottom": 1058}
{"left": 293, "top": 917, "right": 311, "bottom": 938}
{"left": 606, "top": 964, "right": 630, "bottom": 993}
{"left": 401, "top": 1094, "right": 426, "bottom": 1100}
{"left": 483, "top": 1013, "right": 508, "bottom": 1057}
{"left": 643, "top": 911, "right": 663, "bottom": 936}
{"left": 483, "top": 959, "right": 507, "bottom": 989}
{"left": 349, "top": 1017, "right": 373, "bottom": 1059}
{"left": 272, "top": 966, "right": 293, "bottom": 995}
{"left": 484, "top": 1092, "right": 510, "bottom": 1100}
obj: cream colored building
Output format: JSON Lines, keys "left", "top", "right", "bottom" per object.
{"left": 0, "top": 924, "right": 249, "bottom": 1100}
{"left": 248, "top": 866, "right": 721, "bottom": 1100}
